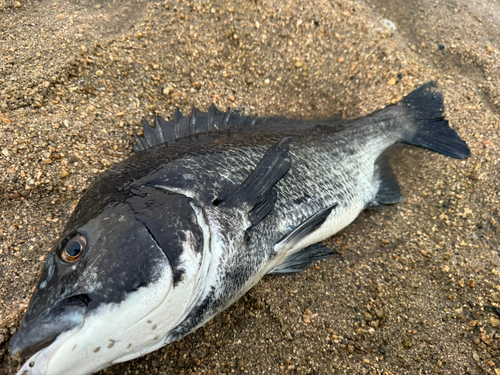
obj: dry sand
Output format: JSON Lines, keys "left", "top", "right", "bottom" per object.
{"left": 0, "top": 0, "right": 499, "bottom": 374}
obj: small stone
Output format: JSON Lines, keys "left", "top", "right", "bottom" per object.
{"left": 14, "top": 1, "right": 22, "bottom": 8}
{"left": 347, "top": 344, "right": 354, "bottom": 353}
{"left": 60, "top": 169, "right": 69, "bottom": 179}
{"left": 245, "top": 76, "right": 254, "bottom": 85}
{"left": 388, "top": 78, "right": 396, "bottom": 86}
{"left": 473, "top": 353, "right": 480, "bottom": 361}
{"left": 469, "top": 280, "right": 476, "bottom": 288}
{"left": 337, "top": 57, "right": 345, "bottom": 63}
{"left": 481, "top": 333, "right": 492, "bottom": 345}
{"left": 469, "top": 173, "right": 479, "bottom": 180}
{"left": 191, "top": 82, "right": 201, "bottom": 90}
{"left": 43, "top": 158, "right": 53, "bottom": 164}
{"left": 374, "top": 308, "right": 384, "bottom": 318}
{"left": 2, "top": 149, "right": 9, "bottom": 157}
{"left": 458, "top": 278, "right": 465, "bottom": 287}
{"left": 410, "top": 45, "right": 417, "bottom": 51}
{"left": 0, "top": 334, "right": 4, "bottom": 344}
{"left": 491, "top": 317, "right": 499, "bottom": 327}
{"left": 487, "top": 46, "right": 494, "bottom": 53}
{"left": 495, "top": 368, "right": 500, "bottom": 375}
{"left": 295, "top": 60, "right": 303, "bottom": 68}
{"left": 402, "top": 337, "right": 411, "bottom": 349}
{"left": 264, "top": 78, "right": 270, "bottom": 85}
{"left": 253, "top": 300, "right": 264, "bottom": 310}
{"left": 116, "top": 112, "right": 125, "bottom": 117}
{"left": 96, "top": 70, "right": 104, "bottom": 76}
{"left": 363, "top": 312, "right": 373, "bottom": 322}
{"left": 1, "top": 102, "right": 8, "bottom": 109}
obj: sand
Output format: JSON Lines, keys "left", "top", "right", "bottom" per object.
{"left": 0, "top": 0, "right": 499, "bottom": 374}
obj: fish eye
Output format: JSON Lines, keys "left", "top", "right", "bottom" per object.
{"left": 61, "top": 234, "right": 87, "bottom": 263}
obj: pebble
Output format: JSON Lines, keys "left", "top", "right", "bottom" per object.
{"left": 388, "top": 78, "right": 396, "bottom": 86}
{"left": 0, "top": 333, "right": 4, "bottom": 344}
{"left": 60, "top": 169, "right": 69, "bottom": 179}
{"left": 402, "top": 337, "right": 411, "bottom": 349}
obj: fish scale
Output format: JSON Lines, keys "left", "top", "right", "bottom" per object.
{"left": 10, "top": 82, "right": 471, "bottom": 375}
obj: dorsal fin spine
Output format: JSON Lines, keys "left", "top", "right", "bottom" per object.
{"left": 155, "top": 115, "right": 165, "bottom": 143}
{"left": 189, "top": 107, "right": 196, "bottom": 136}
{"left": 222, "top": 108, "right": 231, "bottom": 129}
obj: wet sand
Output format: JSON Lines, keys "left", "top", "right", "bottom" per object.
{"left": 0, "top": 0, "right": 499, "bottom": 374}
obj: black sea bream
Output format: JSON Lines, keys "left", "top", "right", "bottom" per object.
{"left": 10, "top": 82, "right": 470, "bottom": 375}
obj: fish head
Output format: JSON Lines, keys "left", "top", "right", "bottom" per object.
{"left": 10, "top": 186, "right": 206, "bottom": 375}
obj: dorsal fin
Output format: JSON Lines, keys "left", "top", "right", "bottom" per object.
{"left": 132, "top": 104, "right": 259, "bottom": 152}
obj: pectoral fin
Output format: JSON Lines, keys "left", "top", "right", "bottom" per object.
{"left": 216, "top": 138, "right": 294, "bottom": 226}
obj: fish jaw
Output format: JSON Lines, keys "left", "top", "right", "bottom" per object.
{"left": 10, "top": 295, "right": 88, "bottom": 360}
{"left": 15, "top": 262, "right": 177, "bottom": 375}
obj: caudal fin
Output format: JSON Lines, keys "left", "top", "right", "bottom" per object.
{"left": 400, "top": 82, "right": 470, "bottom": 159}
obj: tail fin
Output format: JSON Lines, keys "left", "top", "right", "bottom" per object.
{"left": 400, "top": 82, "right": 470, "bottom": 159}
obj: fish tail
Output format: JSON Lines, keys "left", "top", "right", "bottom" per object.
{"left": 399, "top": 81, "right": 470, "bottom": 159}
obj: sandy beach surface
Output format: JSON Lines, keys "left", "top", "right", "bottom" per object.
{"left": 0, "top": 0, "right": 499, "bottom": 374}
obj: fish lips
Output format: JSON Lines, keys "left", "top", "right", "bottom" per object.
{"left": 10, "top": 294, "right": 89, "bottom": 359}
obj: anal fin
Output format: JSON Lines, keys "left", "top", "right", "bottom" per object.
{"left": 269, "top": 242, "right": 336, "bottom": 274}
{"left": 373, "top": 154, "right": 404, "bottom": 205}
{"left": 217, "top": 138, "right": 293, "bottom": 226}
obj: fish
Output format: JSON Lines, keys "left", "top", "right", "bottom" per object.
{"left": 10, "top": 82, "right": 470, "bottom": 375}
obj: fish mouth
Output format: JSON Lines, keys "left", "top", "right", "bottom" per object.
{"left": 10, "top": 294, "right": 89, "bottom": 359}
